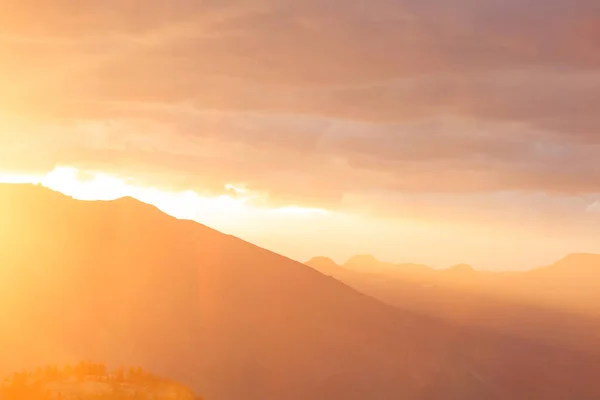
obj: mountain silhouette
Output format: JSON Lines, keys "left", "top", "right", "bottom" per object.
{"left": 1, "top": 184, "right": 600, "bottom": 400}
{"left": 307, "top": 254, "right": 600, "bottom": 357}
{"left": 530, "top": 253, "right": 600, "bottom": 279}
{"left": 303, "top": 256, "right": 347, "bottom": 277}
{"left": 444, "top": 264, "right": 476, "bottom": 274}
{"left": 344, "top": 254, "right": 381, "bottom": 269}
{"left": 342, "top": 254, "right": 432, "bottom": 277}
{"left": 309, "top": 253, "right": 600, "bottom": 309}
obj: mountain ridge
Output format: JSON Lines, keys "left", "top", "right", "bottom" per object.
{"left": 1, "top": 183, "right": 600, "bottom": 400}
{"left": 309, "top": 252, "right": 600, "bottom": 275}
{"left": 0, "top": 184, "right": 449, "bottom": 399}
{"left": 306, "top": 252, "right": 600, "bottom": 357}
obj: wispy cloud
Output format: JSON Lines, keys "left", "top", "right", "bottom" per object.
{"left": 586, "top": 201, "right": 600, "bottom": 213}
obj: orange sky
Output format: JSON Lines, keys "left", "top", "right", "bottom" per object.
{"left": 1, "top": 0, "right": 600, "bottom": 269}
{"left": 1, "top": 166, "right": 598, "bottom": 270}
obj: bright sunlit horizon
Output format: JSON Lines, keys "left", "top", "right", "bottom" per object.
{"left": 0, "top": 165, "right": 329, "bottom": 217}
{"left": 0, "top": 166, "right": 356, "bottom": 262}
{"left": 1, "top": 0, "right": 599, "bottom": 272}
{"left": 1, "top": 165, "right": 598, "bottom": 271}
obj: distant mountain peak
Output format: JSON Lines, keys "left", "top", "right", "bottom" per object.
{"left": 307, "top": 256, "right": 337, "bottom": 265}
{"left": 344, "top": 254, "right": 380, "bottom": 267}
{"left": 306, "top": 256, "right": 341, "bottom": 270}
{"left": 445, "top": 264, "right": 475, "bottom": 274}
{"left": 531, "top": 253, "right": 600, "bottom": 278}
{"left": 305, "top": 257, "right": 346, "bottom": 277}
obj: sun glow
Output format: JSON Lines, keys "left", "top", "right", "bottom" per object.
{"left": 0, "top": 167, "right": 330, "bottom": 225}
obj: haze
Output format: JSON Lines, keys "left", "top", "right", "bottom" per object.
{"left": 2, "top": 2, "right": 600, "bottom": 398}
{"left": 2, "top": 0, "right": 600, "bottom": 270}
{"left": 2, "top": 184, "right": 600, "bottom": 400}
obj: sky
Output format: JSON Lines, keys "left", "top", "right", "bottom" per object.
{"left": 1, "top": 0, "right": 599, "bottom": 270}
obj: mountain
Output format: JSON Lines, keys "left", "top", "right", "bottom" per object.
{"left": 510, "top": 253, "right": 600, "bottom": 318}
{"left": 343, "top": 254, "right": 432, "bottom": 276}
{"left": 1, "top": 184, "right": 600, "bottom": 400}
{"left": 0, "top": 184, "right": 452, "bottom": 400}
{"left": 344, "top": 254, "right": 381, "bottom": 270}
{"left": 529, "top": 253, "right": 600, "bottom": 281}
{"left": 444, "top": 264, "right": 476, "bottom": 275}
{"left": 306, "top": 255, "right": 600, "bottom": 355}
{"left": 303, "top": 256, "right": 346, "bottom": 277}
{"left": 308, "top": 253, "right": 600, "bottom": 312}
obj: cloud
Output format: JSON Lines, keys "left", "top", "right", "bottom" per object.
{"left": 586, "top": 201, "right": 600, "bottom": 213}
{"left": 1, "top": 0, "right": 599, "bottom": 213}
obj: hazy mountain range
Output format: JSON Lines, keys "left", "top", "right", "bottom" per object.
{"left": 1, "top": 184, "right": 599, "bottom": 400}
{"left": 306, "top": 253, "right": 600, "bottom": 353}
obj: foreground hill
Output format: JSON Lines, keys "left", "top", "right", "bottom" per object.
{"left": 306, "top": 255, "right": 600, "bottom": 352}
{"left": 1, "top": 184, "right": 599, "bottom": 399}
{"left": 0, "top": 362, "right": 199, "bottom": 399}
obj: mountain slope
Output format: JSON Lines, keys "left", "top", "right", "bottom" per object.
{"left": 0, "top": 184, "right": 449, "bottom": 400}
{"left": 1, "top": 184, "right": 599, "bottom": 400}
{"left": 306, "top": 255, "right": 600, "bottom": 355}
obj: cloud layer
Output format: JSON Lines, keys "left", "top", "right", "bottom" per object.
{"left": 1, "top": 0, "right": 599, "bottom": 214}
